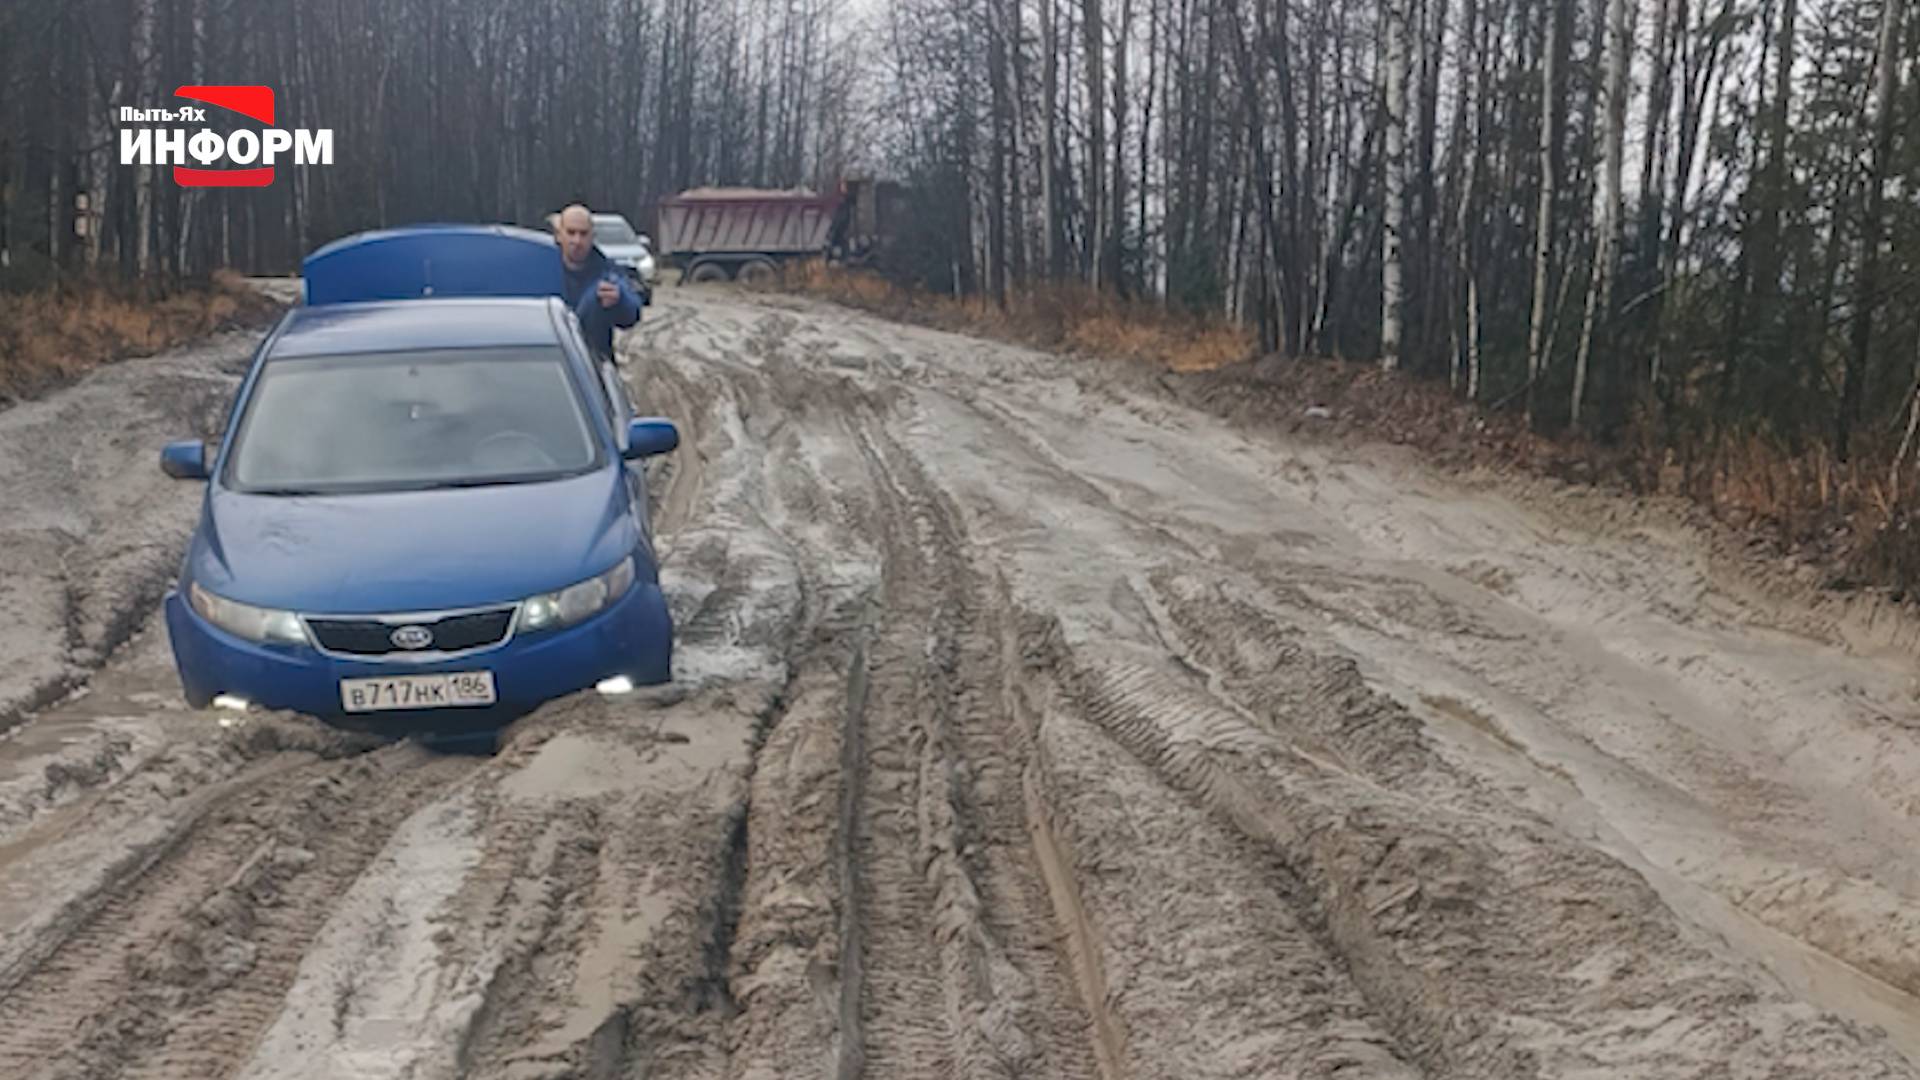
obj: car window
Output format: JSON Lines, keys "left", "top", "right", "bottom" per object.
{"left": 557, "top": 311, "right": 620, "bottom": 431}
{"left": 226, "top": 346, "right": 602, "bottom": 493}
{"left": 593, "top": 217, "right": 638, "bottom": 246}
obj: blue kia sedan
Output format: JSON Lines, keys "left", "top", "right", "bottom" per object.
{"left": 159, "top": 224, "right": 677, "bottom": 730}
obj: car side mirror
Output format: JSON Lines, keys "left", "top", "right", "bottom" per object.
{"left": 624, "top": 418, "right": 679, "bottom": 460}
{"left": 161, "top": 439, "right": 210, "bottom": 480}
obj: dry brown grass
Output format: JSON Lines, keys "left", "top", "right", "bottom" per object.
{"left": 1178, "top": 351, "right": 1920, "bottom": 597}
{"left": 1713, "top": 433, "right": 1920, "bottom": 593}
{"left": 785, "top": 262, "right": 1253, "bottom": 374}
{"left": 0, "top": 270, "right": 281, "bottom": 407}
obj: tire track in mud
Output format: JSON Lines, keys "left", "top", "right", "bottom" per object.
{"left": 0, "top": 334, "right": 263, "bottom": 730}
{"left": 442, "top": 796, "right": 609, "bottom": 1077}
{"left": 648, "top": 344, "right": 880, "bottom": 1080}
{"left": 668, "top": 294, "right": 1920, "bottom": 1076}
{"left": 646, "top": 326, "right": 1110, "bottom": 1079}
{"left": 1150, "top": 553, "right": 1920, "bottom": 1043}
{"left": 9, "top": 288, "right": 1902, "bottom": 1076}
{"left": 843, "top": 422, "right": 1103, "bottom": 1080}
{"left": 832, "top": 636, "right": 873, "bottom": 1080}
{"left": 1039, "top": 622, "right": 1916, "bottom": 1076}
{"left": 694, "top": 352, "right": 971, "bottom": 1079}
{"left": 1023, "top": 666, "right": 1422, "bottom": 1079}
{"left": 0, "top": 743, "right": 478, "bottom": 1080}
{"left": 886, "top": 384, "right": 1435, "bottom": 1075}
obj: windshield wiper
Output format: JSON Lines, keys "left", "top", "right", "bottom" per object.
{"left": 412, "top": 474, "right": 557, "bottom": 491}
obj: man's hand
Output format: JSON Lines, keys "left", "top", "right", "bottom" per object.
{"left": 596, "top": 279, "right": 620, "bottom": 308}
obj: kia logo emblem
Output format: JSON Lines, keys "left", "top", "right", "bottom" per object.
{"left": 389, "top": 625, "right": 434, "bottom": 650}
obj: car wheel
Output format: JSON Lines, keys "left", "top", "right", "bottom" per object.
{"left": 736, "top": 258, "right": 778, "bottom": 289}
{"left": 688, "top": 262, "right": 731, "bottom": 284}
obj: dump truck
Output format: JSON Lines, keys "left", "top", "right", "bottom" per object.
{"left": 655, "top": 177, "right": 902, "bottom": 286}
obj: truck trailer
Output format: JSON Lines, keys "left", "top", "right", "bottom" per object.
{"left": 655, "top": 177, "right": 901, "bottom": 286}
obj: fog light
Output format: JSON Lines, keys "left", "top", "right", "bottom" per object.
{"left": 596, "top": 676, "right": 635, "bottom": 696}
{"left": 213, "top": 694, "right": 251, "bottom": 711}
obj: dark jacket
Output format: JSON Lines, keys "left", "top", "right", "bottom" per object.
{"left": 562, "top": 246, "right": 641, "bottom": 358}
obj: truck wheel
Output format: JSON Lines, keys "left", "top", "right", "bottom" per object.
{"left": 736, "top": 258, "right": 778, "bottom": 289}
{"left": 688, "top": 261, "right": 731, "bottom": 284}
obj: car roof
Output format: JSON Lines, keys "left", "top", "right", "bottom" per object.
{"left": 268, "top": 297, "right": 566, "bottom": 359}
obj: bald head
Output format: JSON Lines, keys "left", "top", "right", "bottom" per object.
{"left": 555, "top": 204, "right": 594, "bottom": 269}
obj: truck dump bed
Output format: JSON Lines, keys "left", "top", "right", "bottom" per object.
{"left": 655, "top": 187, "right": 843, "bottom": 256}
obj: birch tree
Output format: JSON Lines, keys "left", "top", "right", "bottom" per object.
{"left": 1526, "top": 0, "right": 1564, "bottom": 426}
{"left": 1571, "top": 0, "right": 1629, "bottom": 427}
{"left": 1381, "top": 0, "right": 1410, "bottom": 370}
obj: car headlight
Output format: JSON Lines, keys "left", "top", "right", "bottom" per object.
{"left": 189, "top": 581, "right": 309, "bottom": 645}
{"left": 519, "top": 557, "right": 635, "bottom": 633}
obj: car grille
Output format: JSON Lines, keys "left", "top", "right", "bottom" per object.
{"left": 306, "top": 608, "right": 516, "bottom": 657}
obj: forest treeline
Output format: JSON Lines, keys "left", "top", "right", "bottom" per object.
{"left": 0, "top": 0, "right": 864, "bottom": 282}
{"left": 4, "top": 0, "right": 1919, "bottom": 478}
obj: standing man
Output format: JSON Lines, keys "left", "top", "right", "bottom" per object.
{"left": 553, "top": 203, "right": 641, "bottom": 361}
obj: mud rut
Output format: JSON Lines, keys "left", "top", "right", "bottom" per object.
{"left": 0, "top": 289, "right": 1916, "bottom": 1078}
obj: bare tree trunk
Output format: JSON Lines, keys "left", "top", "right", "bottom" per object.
{"left": 1082, "top": 0, "right": 1106, "bottom": 287}
{"left": 1639, "top": 0, "right": 1671, "bottom": 244}
{"left": 134, "top": 0, "right": 156, "bottom": 276}
{"left": 1224, "top": 0, "right": 1284, "bottom": 352}
{"left": 1140, "top": 0, "right": 1160, "bottom": 294}
{"left": 1010, "top": 0, "right": 1031, "bottom": 281}
{"left": 1751, "top": 0, "right": 1797, "bottom": 309}
{"left": 1837, "top": 0, "right": 1904, "bottom": 462}
{"left": 1043, "top": 0, "right": 1063, "bottom": 277}
{"left": 1572, "top": 0, "right": 1630, "bottom": 428}
{"left": 1111, "top": 0, "right": 1132, "bottom": 291}
{"left": 1458, "top": 0, "right": 1485, "bottom": 400}
{"left": 988, "top": 0, "right": 1011, "bottom": 304}
{"left": 1527, "top": 0, "right": 1564, "bottom": 426}
{"left": 1652, "top": 0, "right": 1731, "bottom": 393}
{"left": 1381, "top": 0, "right": 1409, "bottom": 370}
{"left": 1637, "top": 0, "right": 1675, "bottom": 393}
{"left": 1190, "top": 0, "right": 1223, "bottom": 301}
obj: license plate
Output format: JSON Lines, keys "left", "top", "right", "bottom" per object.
{"left": 340, "top": 672, "right": 496, "bottom": 713}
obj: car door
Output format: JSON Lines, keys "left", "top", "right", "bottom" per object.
{"left": 558, "top": 305, "right": 657, "bottom": 560}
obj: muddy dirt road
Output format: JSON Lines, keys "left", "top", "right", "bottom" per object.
{"left": 2, "top": 285, "right": 1919, "bottom": 1078}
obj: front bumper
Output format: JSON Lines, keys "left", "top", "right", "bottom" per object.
{"left": 616, "top": 257, "right": 657, "bottom": 285}
{"left": 164, "top": 581, "right": 673, "bottom": 731}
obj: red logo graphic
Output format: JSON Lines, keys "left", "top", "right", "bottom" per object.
{"left": 174, "top": 85, "right": 275, "bottom": 188}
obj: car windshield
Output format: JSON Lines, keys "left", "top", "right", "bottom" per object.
{"left": 226, "top": 346, "right": 602, "bottom": 494}
{"left": 593, "top": 217, "right": 639, "bottom": 246}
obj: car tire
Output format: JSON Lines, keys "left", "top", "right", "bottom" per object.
{"left": 688, "top": 262, "right": 731, "bottom": 284}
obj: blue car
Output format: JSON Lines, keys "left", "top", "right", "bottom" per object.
{"left": 159, "top": 224, "right": 678, "bottom": 731}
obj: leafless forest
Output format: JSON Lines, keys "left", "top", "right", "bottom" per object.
{"left": 3, "top": 0, "right": 1918, "bottom": 461}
